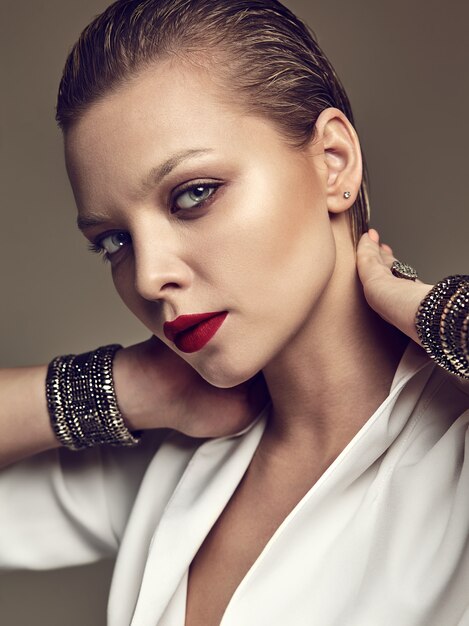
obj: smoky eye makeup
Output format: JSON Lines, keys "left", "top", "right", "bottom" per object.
{"left": 86, "top": 178, "right": 226, "bottom": 262}
{"left": 88, "top": 231, "right": 132, "bottom": 262}
{"left": 170, "top": 180, "right": 224, "bottom": 214}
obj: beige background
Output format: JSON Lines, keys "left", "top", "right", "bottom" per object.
{"left": 0, "top": 0, "right": 468, "bottom": 624}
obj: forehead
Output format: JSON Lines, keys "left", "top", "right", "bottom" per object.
{"left": 66, "top": 62, "right": 230, "bottom": 158}
{"left": 64, "top": 60, "right": 287, "bottom": 208}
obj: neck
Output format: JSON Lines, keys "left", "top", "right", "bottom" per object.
{"left": 260, "top": 246, "right": 409, "bottom": 465}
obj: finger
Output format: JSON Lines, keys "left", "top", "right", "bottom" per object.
{"left": 365, "top": 230, "right": 394, "bottom": 261}
{"left": 378, "top": 245, "right": 395, "bottom": 267}
{"left": 356, "top": 232, "right": 391, "bottom": 285}
{"left": 362, "top": 233, "right": 395, "bottom": 267}
{"left": 357, "top": 231, "right": 388, "bottom": 266}
{"left": 357, "top": 231, "right": 381, "bottom": 255}
{"left": 380, "top": 243, "right": 394, "bottom": 255}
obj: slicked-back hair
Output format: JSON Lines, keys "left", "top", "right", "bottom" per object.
{"left": 56, "top": 0, "right": 370, "bottom": 245}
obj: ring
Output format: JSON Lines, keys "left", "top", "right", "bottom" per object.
{"left": 391, "top": 260, "right": 418, "bottom": 281}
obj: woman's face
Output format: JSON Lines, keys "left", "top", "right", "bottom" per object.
{"left": 65, "top": 60, "right": 337, "bottom": 387}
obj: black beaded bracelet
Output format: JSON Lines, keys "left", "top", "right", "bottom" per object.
{"left": 415, "top": 275, "right": 469, "bottom": 379}
{"left": 46, "top": 344, "right": 141, "bottom": 450}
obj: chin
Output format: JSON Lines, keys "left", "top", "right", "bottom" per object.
{"left": 191, "top": 352, "right": 264, "bottom": 389}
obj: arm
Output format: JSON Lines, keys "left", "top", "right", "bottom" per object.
{"left": 0, "top": 366, "right": 60, "bottom": 469}
{"left": 0, "top": 336, "right": 269, "bottom": 469}
{"left": 0, "top": 336, "right": 269, "bottom": 571}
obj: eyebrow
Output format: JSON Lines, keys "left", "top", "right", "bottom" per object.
{"left": 77, "top": 147, "right": 214, "bottom": 232}
{"left": 142, "top": 148, "right": 214, "bottom": 191}
{"left": 77, "top": 213, "right": 112, "bottom": 231}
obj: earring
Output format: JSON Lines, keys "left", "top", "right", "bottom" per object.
{"left": 343, "top": 191, "right": 351, "bottom": 199}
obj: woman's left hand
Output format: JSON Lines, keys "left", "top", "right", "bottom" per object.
{"left": 356, "top": 229, "right": 433, "bottom": 345}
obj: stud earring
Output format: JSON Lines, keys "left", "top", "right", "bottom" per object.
{"left": 343, "top": 191, "right": 351, "bottom": 199}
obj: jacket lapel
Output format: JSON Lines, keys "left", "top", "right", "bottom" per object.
{"left": 130, "top": 407, "right": 268, "bottom": 625}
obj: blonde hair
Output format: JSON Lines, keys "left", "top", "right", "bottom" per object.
{"left": 56, "top": 0, "right": 370, "bottom": 244}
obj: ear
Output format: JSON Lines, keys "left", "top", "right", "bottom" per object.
{"left": 311, "top": 107, "right": 363, "bottom": 214}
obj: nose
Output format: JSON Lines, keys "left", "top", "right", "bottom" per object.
{"left": 133, "top": 237, "right": 192, "bottom": 302}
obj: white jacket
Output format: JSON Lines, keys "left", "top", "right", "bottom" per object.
{"left": 1, "top": 340, "right": 469, "bottom": 625}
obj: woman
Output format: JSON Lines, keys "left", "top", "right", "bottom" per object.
{"left": 1, "top": 1, "right": 468, "bottom": 624}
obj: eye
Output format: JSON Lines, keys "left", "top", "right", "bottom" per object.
{"left": 91, "top": 231, "right": 131, "bottom": 258}
{"left": 172, "top": 183, "right": 220, "bottom": 213}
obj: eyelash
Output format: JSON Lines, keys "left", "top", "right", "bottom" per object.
{"left": 87, "top": 181, "right": 222, "bottom": 262}
{"left": 87, "top": 241, "right": 112, "bottom": 262}
{"left": 170, "top": 180, "right": 222, "bottom": 213}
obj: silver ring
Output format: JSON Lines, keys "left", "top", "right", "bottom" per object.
{"left": 391, "top": 260, "right": 418, "bottom": 281}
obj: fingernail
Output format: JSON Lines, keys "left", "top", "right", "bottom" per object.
{"left": 368, "top": 228, "right": 379, "bottom": 243}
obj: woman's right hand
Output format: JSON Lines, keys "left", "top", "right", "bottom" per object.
{"left": 0, "top": 336, "right": 269, "bottom": 469}
{"left": 113, "top": 336, "right": 270, "bottom": 439}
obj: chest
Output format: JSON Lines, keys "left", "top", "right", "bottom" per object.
{"left": 184, "top": 472, "right": 318, "bottom": 626}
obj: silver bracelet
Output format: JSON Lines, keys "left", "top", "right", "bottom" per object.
{"left": 46, "top": 344, "right": 141, "bottom": 450}
{"left": 415, "top": 275, "right": 469, "bottom": 379}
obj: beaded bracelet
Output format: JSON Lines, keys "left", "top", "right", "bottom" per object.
{"left": 415, "top": 275, "right": 469, "bottom": 379}
{"left": 46, "top": 344, "right": 141, "bottom": 451}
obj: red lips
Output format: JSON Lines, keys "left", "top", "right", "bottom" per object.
{"left": 163, "top": 311, "right": 228, "bottom": 353}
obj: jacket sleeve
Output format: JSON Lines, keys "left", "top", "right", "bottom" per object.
{"left": 0, "top": 430, "right": 167, "bottom": 571}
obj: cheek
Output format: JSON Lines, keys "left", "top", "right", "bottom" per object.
{"left": 183, "top": 177, "right": 337, "bottom": 380}
{"left": 111, "top": 263, "right": 144, "bottom": 320}
{"left": 197, "top": 178, "right": 334, "bottom": 306}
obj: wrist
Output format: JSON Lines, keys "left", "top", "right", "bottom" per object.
{"left": 112, "top": 340, "right": 174, "bottom": 432}
{"left": 46, "top": 345, "right": 140, "bottom": 450}
{"left": 415, "top": 275, "right": 469, "bottom": 378}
